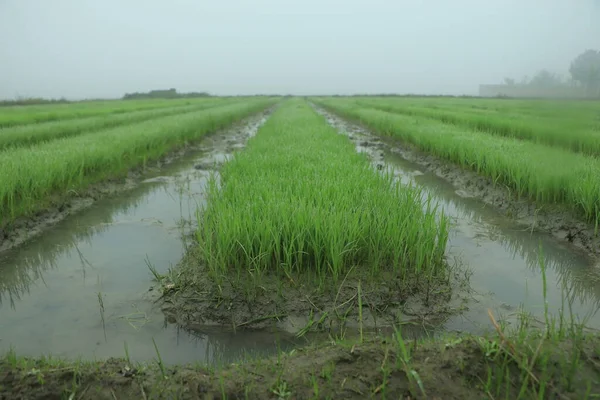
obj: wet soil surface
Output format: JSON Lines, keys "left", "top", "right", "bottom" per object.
{"left": 0, "top": 109, "right": 275, "bottom": 254}
{"left": 2, "top": 335, "right": 599, "bottom": 399}
{"left": 161, "top": 247, "right": 467, "bottom": 339}
{"left": 316, "top": 107, "right": 600, "bottom": 262}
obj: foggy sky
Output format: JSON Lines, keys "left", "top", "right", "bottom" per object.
{"left": 1, "top": 0, "right": 599, "bottom": 99}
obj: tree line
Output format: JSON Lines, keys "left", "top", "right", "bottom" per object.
{"left": 122, "top": 88, "right": 211, "bottom": 100}
{"left": 502, "top": 49, "right": 600, "bottom": 97}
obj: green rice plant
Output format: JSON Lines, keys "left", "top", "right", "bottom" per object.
{"left": 0, "top": 98, "right": 238, "bottom": 150}
{"left": 314, "top": 99, "right": 600, "bottom": 226}
{"left": 151, "top": 338, "right": 167, "bottom": 379}
{"left": 0, "top": 97, "right": 226, "bottom": 128}
{"left": 350, "top": 96, "right": 600, "bottom": 124}
{"left": 195, "top": 99, "right": 449, "bottom": 289}
{"left": 393, "top": 327, "right": 427, "bottom": 397}
{"left": 0, "top": 99, "right": 276, "bottom": 225}
{"left": 353, "top": 98, "right": 600, "bottom": 156}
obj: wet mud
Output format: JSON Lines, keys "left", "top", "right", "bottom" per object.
{"left": 0, "top": 109, "right": 274, "bottom": 254}
{"left": 3, "top": 334, "right": 599, "bottom": 399}
{"left": 161, "top": 247, "right": 466, "bottom": 339}
{"left": 317, "top": 107, "right": 600, "bottom": 262}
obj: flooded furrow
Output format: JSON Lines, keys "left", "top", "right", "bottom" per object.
{"left": 0, "top": 112, "right": 303, "bottom": 365}
{"left": 316, "top": 107, "right": 600, "bottom": 333}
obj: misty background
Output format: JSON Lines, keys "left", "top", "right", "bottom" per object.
{"left": 1, "top": 0, "right": 599, "bottom": 99}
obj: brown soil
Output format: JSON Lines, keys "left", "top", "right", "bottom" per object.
{"left": 0, "top": 110, "right": 273, "bottom": 254}
{"left": 2, "top": 334, "right": 598, "bottom": 399}
{"left": 158, "top": 247, "right": 469, "bottom": 338}
{"left": 317, "top": 107, "right": 600, "bottom": 262}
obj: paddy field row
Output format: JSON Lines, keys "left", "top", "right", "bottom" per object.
{"left": 314, "top": 97, "right": 600, "bottom": 229}
{"left": 0, "top": 98, "right": 277, "bottom": 230}
{"left": 2, "top": 96, "right": 599, "bottom": 399}
{"left": 0, "top": 98, "right": 240, "bottom": 150}
{"left": 196, "top": 99, "right": 448, "bottom": 285}
{"left": 0, "top": 97, "right": 236, "bottom": 128}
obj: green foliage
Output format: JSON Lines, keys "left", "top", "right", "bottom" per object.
{"left": 315, "top": 98, "right": 600, "bottom": 226}
{"left": 0, "top": 99, "right": 276, "bottom": 225}
{"left": 350, "top": 97, "right": 600, "bottom": 156}
{"left": 196, "top": 100, "right": 449, "bottom": 286}
{"left": 0, "top": 99, "right": 237, "bottom": 150}
{"left": 0, "top": 98, "right": 213, "bottom": 128}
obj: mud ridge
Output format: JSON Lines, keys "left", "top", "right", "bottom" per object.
{"left": 0, "top": 108, "right": 275, "bottom": 254}
{"left": 160, "top": 247, "right": 467, "bottom": 338}
{"left": 2, "top": 334, "right": 599, "bottom": 399}
{"left": 315, "top": 106, "right": 600, "bottom": 262}
{"left": 160, "top": 103, "right": 472, "bottom": 338}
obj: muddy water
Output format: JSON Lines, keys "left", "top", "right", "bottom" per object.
{"left": 319, "top": 109, "right": 600, "bottom": 333}
{"left": 0, "top": 114, "right": 302, "bottom": 365}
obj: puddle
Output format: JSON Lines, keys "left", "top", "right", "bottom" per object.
{"left": 0, "top": 113, "right": 305, "bottom": 365}
{"left": 318, "top": 108, "right": 600, "bottom": 334}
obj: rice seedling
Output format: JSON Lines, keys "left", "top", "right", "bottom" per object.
{"left": 0, "top": 99, "right": 276, "bottom": 225}
{"left": 97, "top": 291, "right": 107, "bottom": 343}
{"left": 352, "top": 96, "right": 600, "bottom": 123}
{"left": 0, "top": 97, "right": 225, "bottom": 128}
{"left": 151, "top": 338, "right": 167, "bottom": 379}
{"left": 315, "top": 99, "right": 600, "bottom": 226}
{"left": 0, "top": 98, "right": 238, "bottom": 150}
{"left": 353, "top": 98, "right": 600, "bottom": 156}
{"left": 195, "top": 99, "right": 449, "bottom": 290}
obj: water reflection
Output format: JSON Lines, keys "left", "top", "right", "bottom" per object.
{"left": 0, "top": 115, "right": 280, "bottom": 364}
{"left": 384, "top": 149, "right": 600, "bottom": 326}
{"left": 323, "top": 107, "right": 600, "bottom": 331}
{"left": 0, "top": 181, "right": 162, "bottom": 308}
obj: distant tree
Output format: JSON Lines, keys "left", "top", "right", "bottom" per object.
{"left": 122, "top": 88, "right": 211, "bottom": 100}
{"left": 0, "top": 97, "right": 70, "bottom": 107}
{"left": 503, "top": 77, "right": 516, "bottom": 85}
{"left": 529, "top": 69, "right": 564, "bottom": 87}
{"left": 569, "top": 49, "right": 600, "bottom": 96}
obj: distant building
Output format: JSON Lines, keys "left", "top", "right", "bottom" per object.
{"left": 478, "top": 84, "right": 589, "bottom": 99}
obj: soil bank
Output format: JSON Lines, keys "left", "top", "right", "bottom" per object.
{"left": 2, "top": 332, "right": 599, "bottom": 399}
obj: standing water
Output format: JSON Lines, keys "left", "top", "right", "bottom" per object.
{"left": 0, "top": 114, "right": 302, "bottom": 365}
{"left": 318, "top": 108, "right": 600, "bottom": 334}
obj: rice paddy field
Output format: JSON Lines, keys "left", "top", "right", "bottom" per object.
{"left": 1, "top": 96, "right": 600, "bottom": 399}
{"left": 315, "top": 97, "right": 600, "bottom": 226}
{"left": 0, "top": 97, "right": 275, "bottom": 230}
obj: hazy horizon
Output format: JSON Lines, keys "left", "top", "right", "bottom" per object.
{"left": 1, "top": 0, "right": 599, "bottom": 100}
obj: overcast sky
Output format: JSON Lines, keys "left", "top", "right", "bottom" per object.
{"left": 1, "top": 0, "right": 599, "bottom": 99}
